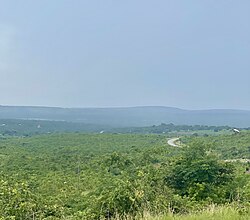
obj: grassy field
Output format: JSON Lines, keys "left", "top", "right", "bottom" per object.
{"left": 152, "top": 207, "right": 250, "bottom": 220}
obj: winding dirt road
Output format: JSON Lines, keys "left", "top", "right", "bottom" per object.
{"left": 167, "top": 137, "right": 250, "bottom": 164}
{"left": 167, "top": 138, "right": 180, "bottom": 147}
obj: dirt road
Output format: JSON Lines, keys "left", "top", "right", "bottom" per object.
{"left": 167, "top": 138, "right": 180, "bottom": 147}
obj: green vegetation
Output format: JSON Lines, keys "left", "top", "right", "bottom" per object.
{"left": 0, "top": 119, "right": 107, "bottom": 136}
{"left": 111, "top": 123, "right": 233, "bottom": 136}
{"left": 0, "top": 119, "right": 236, "bottom": 137}
{"left": 166, "top": 141, "right": 235, "bottom": 202}
{"left": 0, "top": 132, "right": 250, "bottom": 219}
{"left": 181, "top": 131, "right": 250, "bottom": 160}
{"left": 149, "top": 206, "right": 250, "bottom": 220}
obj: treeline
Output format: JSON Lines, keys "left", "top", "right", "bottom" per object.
{"left": 0, "top": 119, "right": 107, "bottom": 137}
{"left": 0, "top": 119, "right": 241, "bottom": 137}
{"left": 111, "top": 123, "right": 234, "bottom": 134}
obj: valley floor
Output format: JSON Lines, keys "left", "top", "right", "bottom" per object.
{"left": 0, "top": 132, "right": 250, "bottom": 219}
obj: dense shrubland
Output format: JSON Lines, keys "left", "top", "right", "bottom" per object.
{"left": 0, "top": 133, "right": 250, "bottom": 219}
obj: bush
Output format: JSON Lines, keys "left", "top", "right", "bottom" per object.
{"left": 166, "top": 141, "right": 235, "bottom": 202}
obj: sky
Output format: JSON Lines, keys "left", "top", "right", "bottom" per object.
{"left": 0, "top": 0, "right": 250, "bottom": 110}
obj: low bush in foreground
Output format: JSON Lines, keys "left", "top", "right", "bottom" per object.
{"left": 148, "top": 205, "right": 250, "bottom": 220}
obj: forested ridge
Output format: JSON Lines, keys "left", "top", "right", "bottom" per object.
{"left": 0, "top": 119, "right": 242, "bottom": 137}
{"left": 1, "top": 106, "right": 250, "bottom": 127}
{"left": 0, "top": 132, "right": 250, "bottom": 219}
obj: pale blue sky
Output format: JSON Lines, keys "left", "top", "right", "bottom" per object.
{"left": 0, "top": 1, "right": 249, "bottom": 109}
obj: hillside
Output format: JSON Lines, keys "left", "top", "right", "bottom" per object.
{"left": 0, "top": 132, "right": 250, "bottom": 219}
{"left": 1, "top": 106, "right": 250, "bottom": 127}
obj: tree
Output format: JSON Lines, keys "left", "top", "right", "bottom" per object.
{"left": 166, "top": 141, "right": 235, "bottom": 202}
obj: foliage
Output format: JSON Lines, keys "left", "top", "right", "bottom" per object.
{"left": 0, "top": 119, "right": 234, "bottom": 137}
{"left": 166, "top": 141, "right": 235, "bottom": 202}
{"left": 149, "top": 205, "right": 250, "bottom": 220}
{"left": 0, "top": 132, "right": 250, "bottom": 219}
{"left": 182, "top": 131, "right": 250, "bottom": 160}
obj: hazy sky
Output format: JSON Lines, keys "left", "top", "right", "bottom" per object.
{"left": 0, "top": 1, "right": 249, "bottom": 109}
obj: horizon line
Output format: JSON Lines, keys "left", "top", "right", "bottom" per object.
{"left": 0, "top": 104, "right": 250, "bottom": 112}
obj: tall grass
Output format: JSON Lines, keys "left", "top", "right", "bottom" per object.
{"left": 111, "top": 205, "right": 250, "bottom": 220}
{"left": 146, "top": 205, "right": 250, "bottom": 220}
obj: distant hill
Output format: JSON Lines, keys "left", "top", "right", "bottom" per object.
{"left": 0, "top": 105, "right": 250, "bottom": 127}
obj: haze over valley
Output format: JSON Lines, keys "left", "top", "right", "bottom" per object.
{"left": 1, "top": 105, "right": 250, "bottom": 127}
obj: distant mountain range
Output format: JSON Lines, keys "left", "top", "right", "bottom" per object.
{"left": 0, "top": 105, "right": 250, "bottom": 127}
